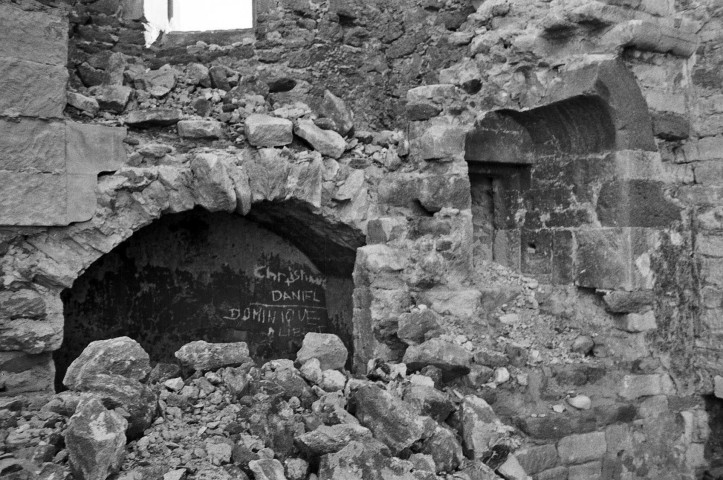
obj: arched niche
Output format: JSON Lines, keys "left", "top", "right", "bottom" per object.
{"left": 56, "top": 206, "right": 357, "bottom": 388}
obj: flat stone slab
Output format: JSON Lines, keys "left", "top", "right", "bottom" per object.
{"left": 125, "top": 109, "right": 182, "bottom": 128}
{"left": 245, "top": 114, "right": 293, "bottom": 147}
{"left": 0, "top": 4, "right": 68, "bottom": 66}
{"left": 0, "top": 59, "right": 67, "bottom": 118}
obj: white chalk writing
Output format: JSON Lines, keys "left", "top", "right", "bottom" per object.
{"left": 254, "top": 265, "right": 326, "bottom": 288}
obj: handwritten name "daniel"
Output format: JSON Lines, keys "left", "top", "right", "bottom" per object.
{"left": 254, "top": 265, "right": 326, "bottom": 288}
{"left": 271, "top": 290, "right": 321, "bottom": 303}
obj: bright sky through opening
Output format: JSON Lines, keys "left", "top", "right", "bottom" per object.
{"left": 144, "top": 0, "right": 253, "bottom": 45}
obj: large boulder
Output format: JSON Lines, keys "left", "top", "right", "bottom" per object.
{"left": 318, "top": 440, "right": 420, "bottom": 480}
{"left": 65, "top": 396, "right": 127, "bottom": 480}
{"left": 63, "top": 337, "right": 151, "bottom": 390}
{"left": 175, "top": 341, "right": 251, "bottom": 371}
{"left": 77, "top": 374, "right": 157, "bottom": 439}
{"left": 402, "top": 338, "right": 473, "bottom": 378}
{"left": 296, "top": 333, "right": 348, "bottom": 371}
{"left": 352, "top": 385, "right": 428, "bottom": 455}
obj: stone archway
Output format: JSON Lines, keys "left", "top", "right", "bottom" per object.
{"left": 0, "top": 148, "right": 367, "bottom": 394}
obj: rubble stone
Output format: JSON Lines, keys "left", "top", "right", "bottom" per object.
{"left": 403, "top": 338, "right": 473, "bottom": 377}
{"left": 296, "top": 333, "right": 348, "bottom": 371}
{"left": 177, "top": 120, "right": 224, "bottom": 139}
{"left": 174, "top": 341, "right": 251, "bottom": 371}
{"left": 459, "top": 395, "right": 503, "bottom": 459}
{"left": 294, "top": 119, "right": 346, "bottom": 159}
{"left": 295, "top": 424, "right": 373, "bottom": 455}
{"left": 319, "top": 90, "right": 354, "bottom": 136}
{"left": 125, "top": 109, "right": 182, "bottom": 128}
{"left": 65, "top": 396, "right": 127, "bottom": 480}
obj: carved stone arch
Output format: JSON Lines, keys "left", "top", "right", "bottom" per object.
{"left": 0, "top": 148, "right": 367, "bottom": 393}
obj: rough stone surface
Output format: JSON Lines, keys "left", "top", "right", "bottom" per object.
{"left": 63, "top": 336, "right": 151, "bottom": 390}
{"left": 245, "top": 114, "right": 294, "bottom": 147}
{"left": 403, "top": 338, "right": 473, "bottom": 377}
{"left": 296, "top": 333, "right": 348, "bottom": 371}
{"left": 294, "top": 119, "right": 346, "bottom": 159}
{"left": 177, "top": 120, "right": 224, "bottom": 139}
{"left": 557, "top": 432, "right": 607, "bottom": 465}
{"left": 125, "top": 109, "right": 182, "bottom": 127}
{"left": 174, "top": 341, "right": 251, "bottom": 371}
{"left": 397, "top": 308, "right": 443, "bottom": 345}
{"left": 459, "top": 395, "right": 503, "bottom": 459}
{"left": 319, "top": 90, "right": 354, "bottom": 136}
{"left": 65, "top": 396, "right": 127, "bottom": 480}
{"left": 352, "top": 384, "right": 426, "bottom": 454}
{"left": 295, "top": 424, "right": 372, "bottom": 455}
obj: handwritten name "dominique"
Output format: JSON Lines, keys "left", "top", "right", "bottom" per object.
{"left": 254, "top": 265, "right": 326, "bottom": 288}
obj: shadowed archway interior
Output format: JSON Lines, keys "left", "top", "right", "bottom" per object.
{"left": 55, "top": 207, "right": 358, "bottom": 389}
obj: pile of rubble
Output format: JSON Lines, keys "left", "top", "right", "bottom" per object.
{"left": 0, "top": 333, "right": 534, "bottom": 480}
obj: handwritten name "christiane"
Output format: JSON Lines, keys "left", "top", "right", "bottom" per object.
{"left": 254, "top": 265, "right": 326, "bottom": 287}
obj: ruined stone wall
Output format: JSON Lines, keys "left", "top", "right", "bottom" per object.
{"left": 0, "top": 0, "right": 722, "bottom": 477}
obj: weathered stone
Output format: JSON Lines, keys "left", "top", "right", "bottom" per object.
{"left": 284, "top": 458, "right": 308, "bottom": 480}
{"left": 402, "top": 384, "right": 455, "bottom": 421}
{"left": 178, "top": 120, "right": 224, "bottom": 139}
{"left": 715, "top": 376, "right": 723, "bottom": 399}
{"left": 186, "top": 63, "right": 211, "bottom": 87}
{"left": 515, "top": 444, "right": 558, "bottom": 476}
{"left": 65, "top": 396, "right": 127, "bottom": 480}
{"left": 403, "top": 338, "right": 472, "bottom": 377}
{"left": 407, "top": 102, "right": 442, "bottom": 121}
{"left": 557, "top": 432, "right": 607, "bottom": 465}
{"left": 295, "top": 424, "right": 373, "bottom": 455}
{"left": 0, "top": 4, "right": 68, "bottom": 66}
{"left": 296, "top": 333, "right": 348, "bottom": 370}
{"left": 319, "top": 369, "right": 346, "bottom": 391}
{"left": 249, "top": 459, "right": 287, "bottom": 480}
{"left": 0, "top": 351, "right": 54, "bottom": 394}
{"left": 0, "top": 290, "right": 45, "bottom": 320}
{"left": 245, "top": 114, "right": 294, "bottom": 147}
{"left": 208, "top": 65, "right": 230, "bottom": 91}
{"left": 412, "top": 124, "right": 467, "bottom": 161}
{"left": 74, "top": 374, "right": 157, "bottom": 439}
{"left": 596, "top": 180, "right": 680, "bottom": 228}
{"left": 497, "top": 455, "right": 528, "bottom": 480}
{"left": 619, "top": 374, "right": 674, "bottom": 400}
{"left": 406, "top": 84, "right": 458, "bottom": 103}
{"left": 67, "top": 91, "right": 100, "bottom": 116}
{"left": 294, "top": 119, "right": 346, "bottom": 158}
{"left": 0, "top": 119, "right": 66, "bottom": 172}
{"left": 352, "top": 384, "right": 426, "bottom": 454}
{"left": 397, "top": 308, "right": 443, "bottom": 345}
{"left": 567, "top": 395, "right": 592, "bottom": 410}
{"left": 93, "top": 85, "right": 132, "bottom": 113}
{"left": 0, "top": 316, "right": 61, "bottom": 353}
{"left": 459, "top": 395, "right": 503, "bottom": 458}
{"left": 567, "top": 461, "right": 601, "bottom": 480}
{"left": 63, "top": 337, "right": 151, "bottom": 390}
{"left": 570, "top": 335, "right": 594, "bottom": 355}
{"left": 319, "top": 90, "right": 354, "bottom": 135}
{"left": 125, "top": 109, "right": 182, "bottom": 128}
{"left": 613, "top": 311, "right": 657, "bottom": 332}
{"left": 318, "top": 440, "right": 418, "bottom": 480}
{"left": 419, "top": 425, "right": 464, "bottom": 473}
{"left": 601, "top": 290, "right": 655, "bottom": 313}
{"left": 135, "top": 66, "right": 176, "bottom": 97}
{"left": 174, "top": 340, "right": 251, "bottom": 371}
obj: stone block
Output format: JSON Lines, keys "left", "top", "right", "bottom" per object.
{"left": 125, "top": 109, "right": 182, "bottom": 128}
{"left": 652, "top": 111, "right": 690, "bottom": 140}
{"left": 412, "top": 124, "right": 467, "bottom": 161}
{"left": 557, "top": 432, "right": 606, "bottom": 465}
{"left": 0, "top": 351, "right": 54, "bottom": 394}
{"left": 700, "top": 258, "right": 723, "bottom": 287}
{"left": 534, "top": 466, "right": 568, "bottom": 480}
{"left": 66, "top": 122, "right": 128, "bottom": 174}
{"left": 294, "top": 119, "right": 346, "bottom": 158}
{"left": 0, "top": 317, "right": 63, "bottom": 353}
{"left": 613, "top": 311, "right": 657, "bottom": 332}
{"left": 516, "top": 444, "right": 558, "bottom": 475}
{"left": 619, "top": 374, "right": 674, "bottom": 400}
{"left": 493, "top": 229, "right": 521, "bottom": 271}
{"left": 602, "top": 290, "right": 654, "bottom": 313}
{"left": 66, "top": 174, "right": 98, "bottom": 223}
{"left": 567, "top": 461, "right": 601, "bottom": 480}
{"left": 67, "top": 92, "right": 100, "bottom": 116}
{"left": 695, "top": 162, "right": 723, "bottom": 186}
{"left": 521, "top": 229, "right": 553, "bottom": 277}
{"left": 714, "top": 376, "right": 723, "bottom": 399}
{"left": 417, "top": 175, "right": 471, "bottom": 212}
{"left": 0, "top": 4, "right": 68, "bottom": 66}
{"left": 596, "top": 180, "right": 681, "bottom": 228}
{"left": 575, "top": 228, "right": 647, "bottom": 290}
{"left": 0, "top": 119, "right": 65, "bottom": 173}
{"left": 245, "top": 114, "right": 294, "bottom": 147}
{"left": 0, "top": 290, "right": 45, "bottom": 320}
{"left": 552, "top": 230, "right": 574, "bottom": 284}
{"left": 0, "top": 59, "right": 67, "bottom": 118}
{"left": 0, "top": 173, "right": 67, "bottom": 226}
{"left": 419, "top": 288, "right": 482, "bottom": 318}
{"left": 178, "top": 120, "right": 225, "bottom": 139}
{"left": 406, "top": 84, "right": 458, "bottom": 103}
